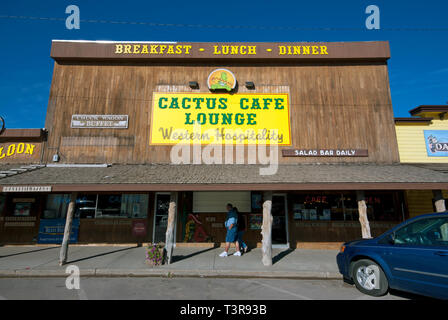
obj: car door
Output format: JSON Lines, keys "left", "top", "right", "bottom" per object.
{"left": 380, "top": 216, "right": 448, "bottom": 298}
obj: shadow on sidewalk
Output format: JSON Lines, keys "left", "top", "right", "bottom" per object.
{"left": 171, "top": 245, "right": 219, "bottom": 263}
{"left": 67, "top": 246, "right": 138, "bottom": 264}
{"left": 0, "top": 246, "right": 59, "bottom": 259}
{"left": 272, "top": 248, "right": 295, "bottom": 265}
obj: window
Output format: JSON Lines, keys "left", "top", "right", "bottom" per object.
{"left": 0, "top": 195, "right": 6, "bottom": 216}
{"left": 96, "top": 195, "right": 121, "bottom": 218}
{"left": 75, "top": 195, "right": 97, "bottom": 219}
{"left": 13, "top": 202, "right": 32, "bottom": 216}
{"left": 121, "top": 194, "right": 149, "bottom": 218}
{"left": 291, "top": 192, "right": 401, "bottom": 221}
{"left": 292, "top": 193, "right": 356, "bottom": 221}
{"left": 74, "top": 194, "right": 149, "bottom": 219}
{"left": 43, "top": 194, "right": 71, "bottom": 219}
{"left": 394, "top": 217, "right": 448, "bottom": 246}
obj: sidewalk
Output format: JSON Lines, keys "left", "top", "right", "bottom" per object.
{"left": 0, "top": 245, "right": 342, "bottom": 279}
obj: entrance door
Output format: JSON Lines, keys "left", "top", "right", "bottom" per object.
{"left": 153, "top": 193, "right": 171, "bottom": 243}
{"left": 272, "top": 194, "right": 289, "bottom": 245}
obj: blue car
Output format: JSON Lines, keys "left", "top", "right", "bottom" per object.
{"left": 337, "top": 212, "right": 448, "bottom": 299}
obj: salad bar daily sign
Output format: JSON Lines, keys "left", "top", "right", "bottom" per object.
{"left": 150, "top": 93, "right": 291, "bottom": 145}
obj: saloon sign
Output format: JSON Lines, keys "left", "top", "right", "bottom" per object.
{"left": 150, "top": 92, "right": 290, "bottom": 145}
{"left": 0, "top": 143, "right": 36, "bottom": 159}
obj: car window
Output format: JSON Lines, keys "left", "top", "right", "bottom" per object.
{"left": 394, "top": 217, "right": 448, "bottom": 246}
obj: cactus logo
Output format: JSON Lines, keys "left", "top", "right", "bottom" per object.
{"left": 207, "top": 68, "right": 236, "bottom": 92}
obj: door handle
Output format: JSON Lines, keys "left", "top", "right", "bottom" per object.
{"left": 434, "top": 251, "right": 448, "bottom": 256}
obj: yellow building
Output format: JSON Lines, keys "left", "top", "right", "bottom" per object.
{"left": 395, "top": 105, "right": 448, "bottom": 217}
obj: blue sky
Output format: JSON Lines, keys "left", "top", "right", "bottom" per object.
{"left": 0, "top": 0, "right": 447, "bottom": 128}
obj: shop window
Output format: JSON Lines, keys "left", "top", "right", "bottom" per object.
{"left": 121, "top": 194, "right": 149, "bottom": 218}
{"left": 13, "top": 202, "right": 32, "bottom": 216}
{"left": 96, "top": 195, "right": 121, "bottom": 218}
{"left": 0, "top": 195, "right": 5, "bottom": 216}
{"left": 75, "top": 195, "right": 97, "bottom": 219}
{"left": 291, "top": 192, "right": 400, "bottom": 222}
{"left": 43, "top": 194, "right": 71, "bottom": 219}
{"left": 364, "top": 193, "right": 399, "bottom": 221}
{"left": 12, "top": 198, "right": 36, "bottom": 217}
{"left": 292, "top": 193, "right": 353, "bottom": 221}
{"left": 74, "top": 194, "right": 148, "bottom": 219}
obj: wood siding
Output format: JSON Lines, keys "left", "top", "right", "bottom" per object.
{"left": 405, "top": 189, "right": 448, "bottom": 218}
{"left": 43, "top": 61, "right": 399, "bottom": 164}
{"left": 396, "top": 119, "right": 448, "bottom": 163}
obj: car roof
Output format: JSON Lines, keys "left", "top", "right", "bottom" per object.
{"left": 404, "top": 212, "right": 448, "bottom": 224}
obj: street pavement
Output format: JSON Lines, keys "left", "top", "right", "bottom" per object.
{"left": 0, "top": 277, "right": 414, "bottom": 300}
{"left": 0, "top": 245, "right": 341, "bottom": 278}
{"left": 0, "top": 245, "right": 431, "bottom": 300}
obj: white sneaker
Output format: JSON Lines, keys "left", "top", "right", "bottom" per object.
{"left": 219, "top": 251, "right": 228, "bottom": 257}
{"left": 234, "top": 251, "right": 241, "bottom": 256}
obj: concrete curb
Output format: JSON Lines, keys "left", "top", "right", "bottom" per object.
{"left": 0, "top": 269, "right": 342, "bottom": 279}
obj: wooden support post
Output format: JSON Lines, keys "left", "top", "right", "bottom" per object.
{"left": 356, "top": 191, "right": 371, "bottom": 239}
{"left": 165, "top": 192, "right": 178, "bottom": 265}
{"left": 59, "top": 192, "right": 77, "bottom": 266}
{"left": 432, "top": 190, "right": 446, "bottom": 213}
{"left": 261, "top": 191, "right": 273, "bottom": 266}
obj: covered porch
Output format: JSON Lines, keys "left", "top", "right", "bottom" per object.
{"left": 1, "top": 163, "right": 448, "bottom": 266}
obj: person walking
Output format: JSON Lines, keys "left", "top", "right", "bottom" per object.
{"left": 219, "top": 203, "right": 241, "bottom": 257}
{"left": 235, "top": 207, "right": 248, "bottom": 253}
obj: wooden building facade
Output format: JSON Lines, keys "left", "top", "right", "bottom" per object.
{"left": 1, "top": 40, "right": 448, "bottom": 251}
{"left": 395, "top": 105, "right": 448, "bottom": 219}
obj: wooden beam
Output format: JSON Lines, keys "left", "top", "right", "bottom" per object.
{"left": 165, "top": 192, "right": 178, "bottom": 264}
{"left": 59, "top": 192, "right": 78, "bottom": 266}
{"left": 356, "top": 191, "right": 372, "bottom": 239}
{"left": 432, "top": 190, "right": 446, "bottom": 213}
{"left": 261, "top": 191, "right": 273, "bottom": 266}
{"left": 21, "top": 182, "right": 448, "bottom": 193}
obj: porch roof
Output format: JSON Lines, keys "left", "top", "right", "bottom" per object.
{"left": 1, "top": 163, "right": 448, "bottom": 192}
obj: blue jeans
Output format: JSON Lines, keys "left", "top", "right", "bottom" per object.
{"left": 237, "top": 231, "right": 247, "bottom": 249}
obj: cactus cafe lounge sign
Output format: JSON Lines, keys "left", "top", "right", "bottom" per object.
{"left": 150, "top": 92, "right": 291, "bottom": 145}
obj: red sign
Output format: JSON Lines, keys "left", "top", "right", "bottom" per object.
{"left": 132, "top": 220, "right": 147, "bottom": 237}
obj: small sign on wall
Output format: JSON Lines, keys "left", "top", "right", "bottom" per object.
{"left": 2, "top": 186, "right": 52, "bottom": 192}
{"left": 71, "top": 115, "right": 129, "bottom": 129}
{"left": 249, "top": 214, "right": 263, "bottom": 230}
{"left": 424, "top": 130, "right": 448, "bottom": 156}
{"left": 282, "top": 149, "right": 368, "bottom": 157}
{"left": 132, "top": 220, "right": 147, "bottom": 237}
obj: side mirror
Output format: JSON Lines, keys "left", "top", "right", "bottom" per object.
{"left": 386, "top": 233, "right": 395, "bottom": 245}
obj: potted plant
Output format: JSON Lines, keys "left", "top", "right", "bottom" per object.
{"left": 145, "top": 243, "right": 165, "bottom": 266}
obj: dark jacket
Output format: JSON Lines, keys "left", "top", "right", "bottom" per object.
{"left": 237, "top": 210, "right": 246, "bottom": 231}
